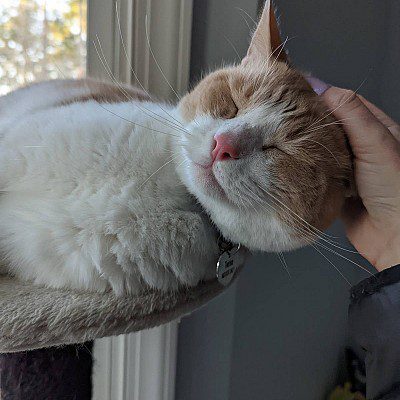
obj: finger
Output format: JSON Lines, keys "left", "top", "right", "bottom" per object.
{"left": 358, "top": 95, "right": 400, "bottom": 140}
{"left": 322, "top": 87, "right": 398, "bottom": 162}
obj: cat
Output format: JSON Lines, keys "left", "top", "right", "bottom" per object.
{"left": 0, "top": 1, "right": 352, "bottom": 295}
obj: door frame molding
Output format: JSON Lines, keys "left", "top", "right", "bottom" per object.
{"left": 92, "top": 321, "right": 179, "bottom": 400}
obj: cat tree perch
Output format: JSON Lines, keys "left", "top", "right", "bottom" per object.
{"left": 0, "top": 271, "right": 240, "bottom": 353}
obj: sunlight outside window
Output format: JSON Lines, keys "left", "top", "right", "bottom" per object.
{"left": 0, "top": 0, "right": 86, "bottom": 95}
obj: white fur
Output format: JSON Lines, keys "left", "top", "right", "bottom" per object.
{"left": 0, "top": 79, "right": 300, "bottom": 294}
{"left": 0, "top": 81, "right": 218, "bottom": 295}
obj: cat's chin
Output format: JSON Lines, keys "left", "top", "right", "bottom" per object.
{"left": 187, "top": 161, "right": 227, "bottom": 200}
{"left": 177, "top": 158, "right": 316, "bottom": 253}
{"left": 196, "top": 195, "right": 314, "bottom": 253}
{"left": 214, "top": 216, "right": 314, "bottom": 253}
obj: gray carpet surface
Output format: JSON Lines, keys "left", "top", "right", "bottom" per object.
{"left": 0, "top": 273, "right": 235, "bottom": 353}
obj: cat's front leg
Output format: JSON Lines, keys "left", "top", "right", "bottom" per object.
{"left": 109, "top": 208, "right": 219, "bottom": 291}
{"left": 160, "top": 210, "right": 219, "bottom": 286}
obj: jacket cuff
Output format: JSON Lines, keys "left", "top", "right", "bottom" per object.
{"left": 350, "top": 264, "right": 400, "bottom": 304}
{"left": 375, "top": 383, "right": 400, "bottom": 400}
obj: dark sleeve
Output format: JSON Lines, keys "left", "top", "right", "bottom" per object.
{"left": 349, "top": 264, "right": 400, "bottom": 400}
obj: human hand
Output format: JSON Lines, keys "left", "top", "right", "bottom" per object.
{"left": 308, "top": 78, "right": 400, "bottom": 271}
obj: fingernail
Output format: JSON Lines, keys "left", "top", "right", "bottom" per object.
{"left": 305, "top": 76, "right": 331, "bottom": 96}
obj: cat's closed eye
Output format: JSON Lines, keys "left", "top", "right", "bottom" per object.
{"left": 262, "top": 144, "right": 290, "bottom": 156}
{"left": 219, "top": 96, "right": 238, "bottom": 119}
{"left": 262, "top": 144, "right": 277, "bottom": 151}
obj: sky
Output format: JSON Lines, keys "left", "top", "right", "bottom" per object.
{"left": 0, "top": 0, "right": 71, "bottom": 15}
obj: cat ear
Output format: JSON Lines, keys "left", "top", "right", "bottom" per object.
{"left": 242, "top": 0, "right": 288, "bottom": 65}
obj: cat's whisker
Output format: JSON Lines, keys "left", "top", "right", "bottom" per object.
{"left": 314, "top": 241, "right": 373, "bottom": 276}
{"left": 235, "top": 7, "right": 258, "bottom": 28}
{"left": 266, "top": 190, "right": 338, "bottom": 242}
{"left": 115, "top": 3, "right": 186, "bottom": 131}
{"left": 240, "top": 185, "right": 350, "bottom": 264}
{"left": 311, "top": 244, "right": 352, "bottom": 286}
{"left": 94, "top": 102, "right": 180, "bottom": 138}
{"left": 251, "top": 182, "right": 337, "bottom": 241}
{"left": 300, "top": 117, "right": 355, "bottom": 135}
{"left": 269, "top": 36, "right": 294, "bottom": 66}
{"left": 174, "top": 157, "right": 189, "bottom": 172}
{"left": 94, "top": 39, "right": 180, "bottom": 132}
{"left": 236, "top": 193, "right": 247, "bottom": 210}
{"left": 81, "top": 343, "right": 94, "bottom": 358}
{"left": 94, "top": 38, "right": 188, "bottom": 135}
{"left": 230, "top": 185, "right": 248, "bottom": 210}
{"left": 236, "top": 5, "right": 290, "bottom": 77}
{"left": 277, "top": 252, "right": 292, "bottom": 279}
{"left": 314, "top": 235, "right": 359, "bottom": 254}
{"left": 240, "top": 181, "right": 314, "bottom": 241}
{"left": 266, "top": 194, "right": 360, "bottom": 254}
{"left": 255, "top": 37, "right": 294, "bottom": 89}
{"left": 268, "top": 36, "right": 289, "bottom": 72}
{"left": 237, "top": 9, "right": 253, "bottom": 33}
{"left": 223, "top": 34, "right": 241, "bottom": 61}
{"left": 251, "top": 55, "right": 276, "bottom": 89}
{"left": 145, "top": 15, "right": 181, "bottom": 102}
{"left": 245, "top": 181, "right": 360, "bottom": 255}
{"left": 241, "top": 188, "right": 261, "bottom": 213}
{"left": 94, "top": 38, "right": 188, "bottom": 134}
{"left": 306, "top": 71, "right": 371, "bottom": 130}
{"left": 294, "top": 138, "right": 341, "bottom": 167}
{"left": 52, "top": 59, "right": 170, "bottom": 141}
{"left": 243, "top": 187, "right": 319, "bottom": 246}
{"left": 254, "top": 196, "right": 361, "bottom": 272}
{"left": 138, "top": 154, "right": 182, "bottom": 189}
{"left": 248, "top": 189, "right": 317, "bottom": 243}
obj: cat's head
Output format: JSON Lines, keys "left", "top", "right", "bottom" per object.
{"left": 177, "top": 1, "right": 352, "bottom": 252}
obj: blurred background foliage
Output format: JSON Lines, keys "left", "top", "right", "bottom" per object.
{"left": 0, "top": 0, "right": 86, "bottom": 94}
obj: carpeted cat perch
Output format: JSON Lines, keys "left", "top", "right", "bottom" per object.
{"left": 0, "top": 270, "right": 241, "bottom": 353}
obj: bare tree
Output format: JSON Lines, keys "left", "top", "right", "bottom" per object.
{"left": 0, "top": 0, "right": 87, "bottom": 94}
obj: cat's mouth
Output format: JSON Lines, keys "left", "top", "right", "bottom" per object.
{"left": 191, "top": 161, "right": 227, "bottom": 198}
{"left": 192, "top": 161, "right": 213, "bottom": 170}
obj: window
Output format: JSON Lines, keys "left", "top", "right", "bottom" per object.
{"left": 0, "top": 2, "right": 193, "bottom": 399}
{"left": 0, "top": 0, "right": 86, "bottom": 95}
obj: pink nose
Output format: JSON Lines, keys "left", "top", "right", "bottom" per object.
{"left": 212, "top": 134, "right": 239, "bottom": 162}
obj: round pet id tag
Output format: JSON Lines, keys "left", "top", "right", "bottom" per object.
{"left": 216, "top": 244, "right": 242, "bottom": 286}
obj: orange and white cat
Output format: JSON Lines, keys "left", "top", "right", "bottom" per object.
{"left": 0, "top": 1, "right": 351, "bottom": 294}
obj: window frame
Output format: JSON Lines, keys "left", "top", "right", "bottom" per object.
{"left": 88, "top": 1, "right": 193, "bottom": 399}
